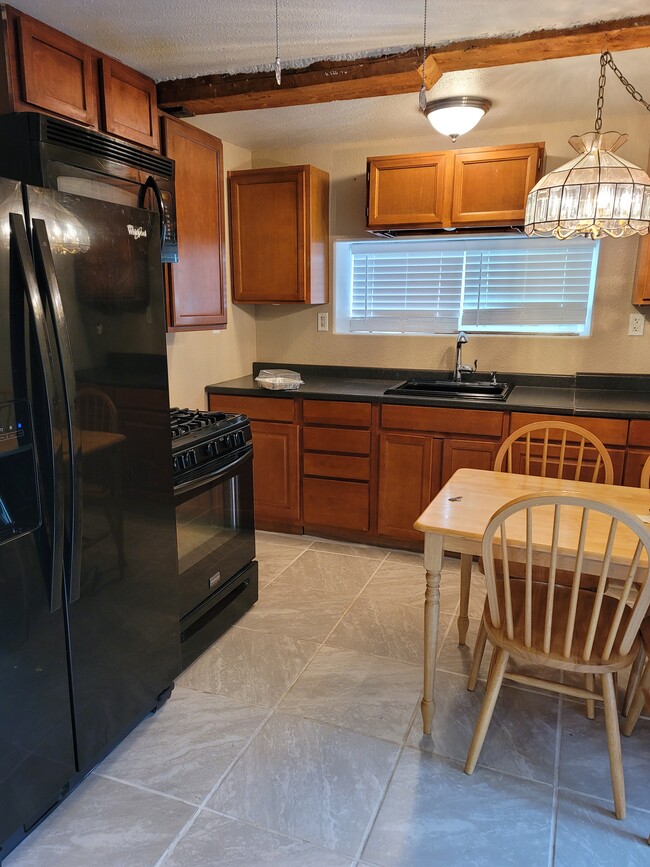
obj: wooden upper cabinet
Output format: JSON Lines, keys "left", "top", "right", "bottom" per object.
{"left": 162, "top": 117, "right": 227, "bottom": 330}
{"left": 451, "top": 143, "right": 544, "bottom": 226}
{"left": 633, "top": 234, "right": 650, "bottom": 305}
{"left": 366, "top": 142, "right": 544, "bottom": 231}
{"left": 16, "top": 15, "right": 97, "bottom": 125}
{"left": 229, "top": 164, "right": 329, "bottom": 304}
{"left": 367, "top": 152, "right": 450, "bottom": 230}
{"left": 100, "top": 58, "right": 158, "bottom": 149}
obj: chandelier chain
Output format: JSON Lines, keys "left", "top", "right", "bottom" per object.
{"left": 595, "top": 50, "right": 650, "bottom": 131}
{"left": 419, "top": 0, "right": 428, "bottom": 111}
{"left": 274, "top": 0, "right": 281, "bottom": 86}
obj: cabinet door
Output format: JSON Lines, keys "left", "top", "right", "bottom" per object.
{"left": 163, "top": 119, "right": 227, "bottom": 330}
{"left": 367, "top": 153, "right": 449, "bottom": 229}
{"left": 377, "top": 432, "right": 440, "bottom": 541}
{"left": 229, "top": 168, "right": 307, "bottom": 302}
{"left": 17, "top": 16, "right": 97, "bottom": 125}
{"left": 624, "top": 450, "right": 650, "bottom": 487}
{"left": 100, "top": 58, "right": 159, "bottom": 149}
{"left": 250, "top": 421, "right": 300, "bottom": 525}
{"left": 441, "top": 438, "right": 501, "bottom": 488}
{"left": 632, "top": 233, "right": 650, "bottom": 305}
{"left": 451, "top": 144, "right": 543, "bottom": 226}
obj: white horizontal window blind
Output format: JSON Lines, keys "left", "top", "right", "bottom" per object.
{"left": 336, "top": 235, "right": 599, "bottom": 336}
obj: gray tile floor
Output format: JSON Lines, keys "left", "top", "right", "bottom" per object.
{"left": 6, "top": 532, "right": 650, "bottom": 866}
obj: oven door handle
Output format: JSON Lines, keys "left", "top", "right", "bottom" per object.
{"left": 174, "top": 448, "right": 252, "bottom": 496}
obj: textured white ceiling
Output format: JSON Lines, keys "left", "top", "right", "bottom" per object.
{"left": 11, "top": 2, "right": 650, "bottom": 152}
{"left": 10, "top": 0, "right": 649, "bottom": 81}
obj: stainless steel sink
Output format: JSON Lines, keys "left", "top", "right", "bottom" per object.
{"left": 384, "top": 379, "right": 512, "bottom": 401}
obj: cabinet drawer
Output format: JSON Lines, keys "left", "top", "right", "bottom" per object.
{"left": 303, "top": 427, "right": 371, "bottom": 455}
{"left": 381, "top": 404, "right": 503, "bottom": 437}
{"left": 304, "top": 453, "right": 370, "bottom": 481}
{"left": 509, "top": 413, "right": 628, "bottom": 447}
{"left": 208, "top": 394, "right": 295, "bottom": 422}
{"left": 629, "top": 420, "right": 650, "bottom": 448}
{"left": 303, "top": 399, "right": 371, "bottom": 427}
{"left": 303, "top": 478, "right": 370, "bottom": 531}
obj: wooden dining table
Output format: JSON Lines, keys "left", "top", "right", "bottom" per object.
{"left": 414, "top": 467, "right": 650, "bottom": 734}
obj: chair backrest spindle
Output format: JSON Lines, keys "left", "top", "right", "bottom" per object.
{"left": 494, "top": 421, "right": 614, "bottom": 486}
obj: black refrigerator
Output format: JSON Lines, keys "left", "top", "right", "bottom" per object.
{"left": 0, "top": 178, "right": 180, "bottom": 858}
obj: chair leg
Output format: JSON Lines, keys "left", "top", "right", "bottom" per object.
{"left": 585, "top": 674, "right": 596, "bottom": 720}
{"left": 622, "top": 659, "right": 650, "bottom": 737}
{"left": 465, "top": 646, "right": 510, "bottom": 775}
{"left": 602, "top": 672, "right": 626, "bottom": 820}
{"left": 623, "top": 648, "right": 646, "bottom": 717}
{"left": 467, "top": 618, "right": 487, "bottom": 692}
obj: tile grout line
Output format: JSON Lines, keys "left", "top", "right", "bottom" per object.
{"left": 548, "top": 693, "right": 564, "bottom": 867}
{"left": 153, "top": 706, "right": 275, "bottom": 866}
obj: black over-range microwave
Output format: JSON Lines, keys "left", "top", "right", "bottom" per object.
{"left": 0, "top": 111, "right": 178, "bottom": 262}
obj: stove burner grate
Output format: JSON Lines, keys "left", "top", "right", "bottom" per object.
{"left": 170, "top": 407, "right": 228, "bottom": 440}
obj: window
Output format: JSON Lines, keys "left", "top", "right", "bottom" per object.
{"left": 334, "top": 235, "right": 599, "bottom": 336}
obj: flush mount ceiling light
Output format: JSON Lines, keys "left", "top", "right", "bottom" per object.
{"left": 525, "top": 51, "right": 650, "bottom": 240}
{"left": 423, "top": 97, "right": 492, "bottom": 142}
{"left": 417, "top": 2, "right": 490, "bottom": 142}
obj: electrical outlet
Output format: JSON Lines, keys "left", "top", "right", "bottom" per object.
{"left": 629, "top": 313, "right": 645, "bottom": 336}
{"left": 317, "top": 311, "right": 329, "bottom": 332}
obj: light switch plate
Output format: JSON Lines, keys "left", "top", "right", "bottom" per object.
{"left": 317, "top": 312, "right": 329, "bottom": 331}
{"left": 629, "top": 313, "right": 645, "bottom": 336}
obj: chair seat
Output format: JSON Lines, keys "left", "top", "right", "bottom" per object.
{"left": 483, "top": 580, "right": 640, "bottom": 674}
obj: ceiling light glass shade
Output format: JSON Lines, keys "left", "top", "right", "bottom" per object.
{"left": 423, "top": 97, "right": 491, "bottom": 142}
{"left": 525, "top": 131, "right": 650, "bottom": 240}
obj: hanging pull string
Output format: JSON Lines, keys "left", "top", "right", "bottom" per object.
{"left": 595, "top": 50, "right": 650, "bottom": 131}
{"left": 419, "top": 0, "right": 428, "bottom": 111}
{"left": 275, "top": 0, "right": 281, "bottom": 86}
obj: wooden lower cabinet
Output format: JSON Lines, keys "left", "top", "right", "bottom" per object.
{"left": 440, "top": 438, "right": 502, "bottom": 488}
{"left": 377, "top": 433, "right": 441, "bottom": 542}
{"left": 249, "top": 421, "right": 300, "bottom": 527}
{"left": 303, "top": 478, "right": 369, "bottom": 531}
{"left": 208, "top": 394, "right": 300, "bottom": 529}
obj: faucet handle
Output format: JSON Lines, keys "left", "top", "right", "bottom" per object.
{"left": 473, "top": 359, "right": 478, "bottom": 372}
{"left": 490, "top": 370, "right": 498, "bottom": 385}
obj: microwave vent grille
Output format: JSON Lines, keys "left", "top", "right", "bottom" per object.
{"left": 43, "top": 118, "right": 173, "bottom": 179}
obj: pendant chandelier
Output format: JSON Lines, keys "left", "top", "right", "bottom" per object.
{"left": 525, "top": 52, "right": 650, "bottom": 240}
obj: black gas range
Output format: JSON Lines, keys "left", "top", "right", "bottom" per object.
{"left": 170, "top": 408, "right": 258, "bottom": 669}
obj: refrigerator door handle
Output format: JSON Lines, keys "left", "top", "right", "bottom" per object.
{"left": 137, "top": 175, "right": 166, "bottom": 251}
{"left": 10, "top": 212, "right": 65, "bottom": 613}
{"left": 32, "top": 218, "right": 83, "bottom": 605}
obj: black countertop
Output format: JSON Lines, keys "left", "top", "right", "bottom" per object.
{"left": 205, "top": 364, "right": 650, "bottom": 420}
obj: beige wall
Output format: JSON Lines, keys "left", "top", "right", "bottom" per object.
{"left": 251, "top": 112, "right": 650, "bottom": 376}
{"left": 165, "top": 140, "right": 257, "bottom": 408}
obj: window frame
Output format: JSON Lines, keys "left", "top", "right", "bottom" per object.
{"left": 333, "top": 233, "right": 600, "bottom": 338}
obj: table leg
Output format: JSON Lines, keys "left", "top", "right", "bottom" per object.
{"left": 458, "top": 553, "right": 472, "bottom": 645}
{"left": 421, "top": 532, "right": 444, "bottom": 735}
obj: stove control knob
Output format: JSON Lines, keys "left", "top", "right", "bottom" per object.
{"left": 181, "top": 449, "right": 197, "bottom": 469}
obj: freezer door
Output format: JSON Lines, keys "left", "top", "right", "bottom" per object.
{"left": 25, "top": 186, "right": 181, "bottom": 773}
{"left": 0, "top": 179, "right": 76, "bottom": 851}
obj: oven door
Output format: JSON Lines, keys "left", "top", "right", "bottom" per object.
{"left": 174, "top": 447, "right": 255, "bottom": 618}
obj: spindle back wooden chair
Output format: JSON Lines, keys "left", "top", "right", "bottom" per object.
{"left": 622, "top": 454, "right": 650, "bottom": 735}
{"left": 468, "top": 421, "right": 616, "bottom": 690}
{"left": 465, "top": 492, "right": 650, "bottom": 820}
{"left": 493, "top": 420, "right": 614, "bottom": 484}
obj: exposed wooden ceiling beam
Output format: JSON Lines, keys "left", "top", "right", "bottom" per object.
{"left": 157, "top": 15, "right": 650, "bottom": 116}
{"left": 157, "top": 50, "right": 440, "bottom": 115}
{"left": 434, "top": 15, "right": 650, "bottom": 73}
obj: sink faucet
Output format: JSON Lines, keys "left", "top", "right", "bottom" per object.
{"left": 453, "top": 331, "right": 476, "bottom": 382}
